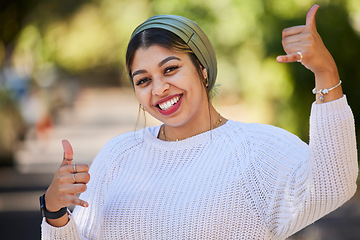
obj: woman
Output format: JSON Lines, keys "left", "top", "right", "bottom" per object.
{"left": 40, "top": 5, "right": 358, "bottom": 239}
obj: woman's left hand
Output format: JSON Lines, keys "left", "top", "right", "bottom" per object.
{"left": 276, "top": 4, "right": 336, "bottom": 74}
{"left": 277, "top": 4, "right": 342, "bottom": 102}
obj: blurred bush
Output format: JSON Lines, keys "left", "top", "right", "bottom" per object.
{"left": 0, "top": 89, "right": 26, "bottom": 165}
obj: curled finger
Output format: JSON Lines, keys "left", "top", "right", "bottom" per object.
{"left": 64, "top": 163, "right": 89, "bottom": 174}
{"left": 72, "top": 172, "right": 90, "bottom": 184}
{"left": 61, "top": 183, "right": 88, "bottom": 195}
{"left": 282, "top": 25, "right": 306, "bottom": 38}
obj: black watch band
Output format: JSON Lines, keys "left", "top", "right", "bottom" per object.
{"left": 39, "top": 194, "right": 68, "bottom": 219}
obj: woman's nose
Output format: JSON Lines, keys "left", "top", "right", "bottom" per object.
{"left": 152, "top": 77, "right": 170, "bottom": 95}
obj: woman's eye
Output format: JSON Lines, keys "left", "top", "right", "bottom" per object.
{"left": 164, "top": 66, "right": 179, "bottom": 74}
{"left": 135, "top": 78, "right": 150, "bottom": 86}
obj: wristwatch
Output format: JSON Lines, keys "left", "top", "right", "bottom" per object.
{"left": 39, "top": 194, "right": 68, "bottom": 219}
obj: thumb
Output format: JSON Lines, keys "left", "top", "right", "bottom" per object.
{"left": 306, "top": 4, "right": 319, "bottom": 30}
{"left": 61, "top": 139, "right": 73, "bottom": 166}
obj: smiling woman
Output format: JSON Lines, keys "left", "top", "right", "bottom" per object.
{"left": 131, "top": 44, "right": 220, "bottom": 141}
{"left": 127, "top": 25, "right": 223, "bottom": 141}
{"left": 40, "top": 5, "right": 358, "bottom": 240}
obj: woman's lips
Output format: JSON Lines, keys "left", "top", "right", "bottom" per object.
{"left": 155, "top": 94, "right": 183, "bottom": 116}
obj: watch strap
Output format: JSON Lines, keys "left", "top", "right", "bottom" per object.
{"left": 39, "top": 194, "right": 68, "bottom": 219}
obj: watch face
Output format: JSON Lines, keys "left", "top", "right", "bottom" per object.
{"left": 40, "top": 195, "right": 45, "bottom": 208}
{"left": 40, "top": 194, "right": 46, "bottom": 218}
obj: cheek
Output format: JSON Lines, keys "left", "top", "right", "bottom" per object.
{"left": 175, "top": 70, "right": 202, "bottom": 90}
{"left": 134, "top": 88, "right": 151, "bottom": 107}
{"left": 185, "top": 74, "right": 205, "bottom": 95}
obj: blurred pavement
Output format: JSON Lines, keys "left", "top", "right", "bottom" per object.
{"left": 0, "top": 87, "right": 359, "bottom": 239}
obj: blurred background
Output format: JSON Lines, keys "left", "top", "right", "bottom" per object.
{"left": 0, "top": 0, "right": 360, "bottom": 239}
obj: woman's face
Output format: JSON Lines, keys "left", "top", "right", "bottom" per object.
{"left": 131, "top": 45, "right": 208, "bottom": 128}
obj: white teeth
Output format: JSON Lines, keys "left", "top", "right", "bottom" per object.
{"left": 159, "top": 96, "right": 180, "bottom": 110}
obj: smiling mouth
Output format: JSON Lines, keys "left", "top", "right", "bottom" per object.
{"left": 157, "top": 95, "right": 182, "bottom": 111}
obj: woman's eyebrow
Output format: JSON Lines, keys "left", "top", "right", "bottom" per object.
{"left": 132, "top": 69, "right": 147, "bottom": 78}
{"left": 132, "top": 56, "right": 181, "bottom": 78}
{"left": 158, "top": 56, "right": 181, "bottom": 67}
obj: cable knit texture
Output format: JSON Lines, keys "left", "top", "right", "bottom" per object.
{"left": 41, "top": 95, "right": 358, "bottom": 239}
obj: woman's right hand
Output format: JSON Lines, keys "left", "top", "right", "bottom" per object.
{"left": 44, "top": 139, "right": 90, "bottom": 226}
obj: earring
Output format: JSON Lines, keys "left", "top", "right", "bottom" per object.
{"left": 202, "top": 68, "right": 209, "bottom": 87}
{"left": 140, "top": 104, "right": 146, "bottom": 111}
{"left": 204, "top": 78, "right": 209, "bottom": 87}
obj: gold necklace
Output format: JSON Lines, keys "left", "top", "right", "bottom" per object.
{"left": 160, "top": 115, "right": 223, "bottom": 142}
{"left": 161, "top": 125, "right": 177, "bottom": 141}
{"left": 211, "top": 117, "right": 222, "bottom": 130}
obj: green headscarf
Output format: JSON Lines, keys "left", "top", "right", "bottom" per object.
{"left": 130, "top": 15, "right": 218, "bottom": 91}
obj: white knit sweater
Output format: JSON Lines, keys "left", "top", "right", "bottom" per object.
{"left": 41, "top": 96, "right": 358, "bottom": 239}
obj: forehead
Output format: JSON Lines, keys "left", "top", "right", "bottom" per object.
{"left": 131, "top": 45, "right": 187, "bottom": 70}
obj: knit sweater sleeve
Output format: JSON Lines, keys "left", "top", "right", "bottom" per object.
{"left": 41, "top": 133, "right": 139, "bottom": 239}
{"left": 247, "top": 95, "right": 358, "bottom": 239}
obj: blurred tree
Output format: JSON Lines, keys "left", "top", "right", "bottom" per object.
{"left": 0, "top": 0, "right": 38, "bottom": 47}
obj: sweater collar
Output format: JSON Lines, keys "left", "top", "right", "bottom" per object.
{"left": 144, "top": 120, "right": 233, "bottom": 149}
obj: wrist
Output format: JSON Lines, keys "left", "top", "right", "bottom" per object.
{"left": 40, "top": 194, "right": 68, "bottom": 219}
{"left": 314, "top": 69, "right": 340, "bottom": 88}
{"left": 44, "top": 193, "right": 61, "bottom": 212}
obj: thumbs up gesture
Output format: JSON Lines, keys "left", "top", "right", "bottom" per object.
{"left": 276, "top": 5, "right": 338, "bottom": 76}
{"left": 44, "top": 140, "right": 90, "bottom": 225}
